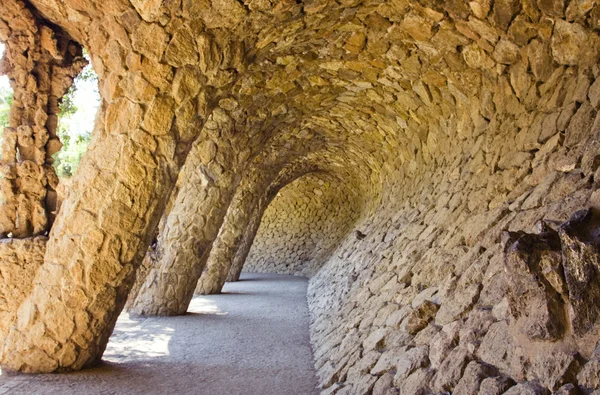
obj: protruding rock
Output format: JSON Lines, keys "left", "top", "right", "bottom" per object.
{"left": 577, "top": 358, "right": 600, "bottom": 391}
{"left": 502, "top": 381, "right": 550, "bottom": 394}
{"left": 532, "top": 351, "right": 581, "bottom": 391}
{"left": 503, "top": 226, "right": 567, "bottom": 341}
{"left": 453, "top": 361, "right": 497, "bottom": 394}
{"left": 402, "top": 300, "right": 439, "bottom": 335}
{"left": 559, "top": 209, "right": 600, "bottom": 335}
{"left": 478, "top": 376, "right": 516, "bottom": 394}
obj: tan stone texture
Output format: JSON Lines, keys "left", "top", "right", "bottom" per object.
{"left": 0, "top": 236, "right": 46, "bottom": 338}
{"left": 243, "top": 173, "right": 362, "bottom": 277}
{"left": 0, "top": 0, "right": 86, "bottom": 238}
{"left": 192, "top": 134, "right": 336, "bottom": 295}
{"left": 1, "top": 2, "right": 600, "bottom": 394}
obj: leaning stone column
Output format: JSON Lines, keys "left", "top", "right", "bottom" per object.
{"left": 0, "top": 8, "right": 226, "bottom": 371}
{"left": 0, "top": 0, "right": 86, "bottom": 238}
{"left": 196, "top": 157, "right": 318, "bottom": 294}
{"left": 199, "top": 181, "right": 279, "bottom": 290}
{"left": 226, "top": 172, "right": 299, "bottom": 282}
{"left": 124, "top": 183, "right": 179, "bottom": 311}
{"left": 226, "top": 208, "right": 264, "bottom": 282}
{"left": 128, "top": 108, "right": 241, "bottom": 316}
{"left": 195, "top": 185, "right": 262, "bottom": 295}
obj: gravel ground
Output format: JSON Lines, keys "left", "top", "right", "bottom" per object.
{"left": 0, "top": 273, "right": 319, "bottom": 395}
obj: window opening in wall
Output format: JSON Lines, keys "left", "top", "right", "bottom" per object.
{"left": 0, "top": 41, "right": 13, "bottom": 234}
{"left": 0, "top": 42, "right": 12, "bottom": 159}
{"left": 53, "top": 50, "right": 99, "bottom": 178}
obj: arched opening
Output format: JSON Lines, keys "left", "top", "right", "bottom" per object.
{"left": 53, "top": 51, "right": 99, "bottom": 179}
{"left": 4, "top": 0, "right": 600, "bottom": 393}
{"left": 0, "top": 23, "right": 96, "bottom": 239}
{"left": 244, "top": 172, "right": 363, "bottom": 277}
{"left": 0, "top": 42, "right": 12, "bottom": 142}
{"left": 0, "top": 41, "right": 13, "bottom": 221}
{"left": 51, "top": 51, "right": 99, "bottom": 220}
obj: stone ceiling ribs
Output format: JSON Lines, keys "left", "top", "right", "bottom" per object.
{"left": 1, "top": 2, "right": 600, "bottom": 394}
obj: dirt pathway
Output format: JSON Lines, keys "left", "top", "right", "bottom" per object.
{"left": 0, "top": 273, "right": 318, "bottom": 395}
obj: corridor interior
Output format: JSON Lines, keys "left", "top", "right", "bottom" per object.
{"left": 0, "top": 274, "right": 318, "bottom": 395}
{"left": 3, "top": 0, "right": 600, "bottom": 394}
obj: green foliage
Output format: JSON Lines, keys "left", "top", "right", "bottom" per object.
{"left": 0, "top": 84, "right": 12, "bottom": 155}
{"left": 58, "top": 86, "right": 78, "bottom": 119}
{"left": 53, "top": 130, "right": 91, "bottom": 178}
{"left": 78, "top": 61, "right": 97, "bottom": 82}
{"left": 0, "top": 47, "right": 98, "bottom": 177}
{"left": 52, "top": 57, "right": 98, "bottom": 178}
{"left": 0, "top": 84, "right": 12, "bottom": 131}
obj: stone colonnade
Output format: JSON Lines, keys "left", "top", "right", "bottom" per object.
{"left": 0, "top": 1, "right": 86, "bottom": 238}
{"left": 3, "top": 1, "right": 600, "bottom": 394}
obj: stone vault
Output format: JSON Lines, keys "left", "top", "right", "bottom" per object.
{"left": 2, "top": 0, "right": 600, "bottom": 393}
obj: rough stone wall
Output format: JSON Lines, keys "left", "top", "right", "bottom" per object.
{"left": 306, "top": 63, "right": 600, "bottom": 395}
{"left": 245, "top": 173, "right": 362, "bottom": 277}
{"left": 0, "top": 0, "right": 86, "bottom": 237}
{"left": 5, "top": 0, "right": 600, "bottom": 389}
{"left": 308, "top": 172, "right": 600, "bottom": 393}
{"left": 0, "top": 237, "right": 46, "bottom": 339}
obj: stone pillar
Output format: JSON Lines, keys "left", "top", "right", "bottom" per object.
{"left": 128, "top": 108, "right": 241, "bottom": 316}
{"left": 195, "top": 186, "right": 262, "bottom": 295}
{"left": 0, "top": 6, "right": 225, "bottom": 372}
{"left": 124, "top": 185, "right": 179, "bottom": 311}
{"left": 1, "top": 94, "right": 180, "bottom": 373}
{"left": 196, "top": 160, "right": 318, "bottom": 294}
{"left": 226, "top": 164, "right": 324, "bottom": 282}
{"left": 130, "top": 127, "right": 317, "bottom": 313}
{"left": 226, "top": 209, "right": 264, "bottom": 282}
{"left": 0, "top": 0, "right": 86, "bottom": 238}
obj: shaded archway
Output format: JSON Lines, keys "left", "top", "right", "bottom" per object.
{"left": 0, "top": 12, "right": 86, "bottom": 238}
{"left": 242, "top": 172, "right": 362, "bottom": 277}
{"left": 2, "top": 4, "right": 600, "bottom": 395}
{"left": 194, "top": 139, "right": 379, "bottom": 295}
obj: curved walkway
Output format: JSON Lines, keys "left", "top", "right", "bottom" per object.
{"left": 0, "top": 273, "right": 318, "bottom": 395}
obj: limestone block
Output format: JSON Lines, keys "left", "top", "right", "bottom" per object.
{"left": 402, "top": 300, "right": 439, "bottom": 335}
{"left": 552, "top": 20, "right": 600, "bottom": 66}
{"left": 577, "top": 358, "right": 600, "bottom": 391}
{"left": 532, "top": 351, "right": 581, "bottom": 391}
{"left": 432, "top": 346, "right": 473, "bottom": 393}
{"left": 558, "top": 209, "right": 600, "bottom": 335}
{"left": 453, "top": 361, "right": 497, "bottom": 395}
{"left": 478, "top": 376, "right": 516, "bottom": 394}
{"left": 503, "top": 226, "right": 567, "bottom": 341}
{"left": 502, "top": 382, "right": 550, "bottom": 394}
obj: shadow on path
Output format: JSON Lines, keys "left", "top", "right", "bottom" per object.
{"left": 0, "top": 273, "right": 318, "bottom": 395}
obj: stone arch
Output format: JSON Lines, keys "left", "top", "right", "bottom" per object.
{"left": 195, "top": 145, "right": 374, "bottom": 295}
{"left": 242, "top": 172, "right": 363, "bottom": 277}
{"left": 128, "top": 123, "right": 333, "bottom": 314}
{"left": 3, "top": 3, "right": 600, "bottom": 392}
{"left": 0, "top": 4, "right": 87, "bottom": 238}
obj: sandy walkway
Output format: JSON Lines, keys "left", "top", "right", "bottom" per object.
{"left": 0, "top": 273, "right": 318, "bottom": 395}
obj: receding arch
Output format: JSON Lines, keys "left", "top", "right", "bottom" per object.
{"left": 243, "top": 172, "right": 363, "bottom": 277}
{"left": 2, "top": 3, "right": 600, "bottom": 392}
{"left": 195, "top": 142, "right": 378, "bottom": 295}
